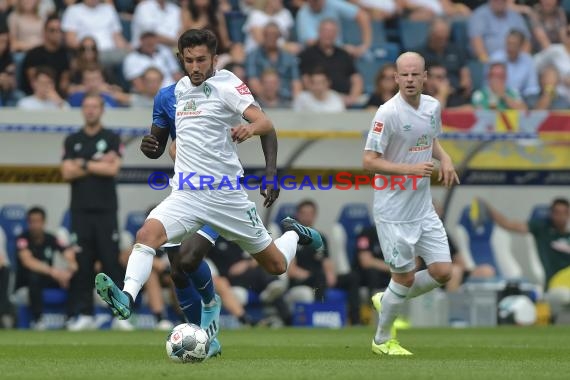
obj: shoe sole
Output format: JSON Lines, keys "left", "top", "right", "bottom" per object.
{"left": 281, "top": 217, "right": 323, "bottom": 249}
{"left": 95, "top": 273, "right": 130, "bottom": 320}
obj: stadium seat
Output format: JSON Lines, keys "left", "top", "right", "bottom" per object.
{"left": 398, "top": 20, "right": 430, "bottom": 51}
{"left": 563, "top": 0, "right": 570, "bottom": 16}
{"left": 226, "top": 11, "right": 247, "bottom": 43}
{"left": 450, "top": 20, "right": 468, "bottom": 47}
{"left": 329, "top": 203, "right": 372, "bottom": 275}
{"left": 357, "top": 56, "right": 390, "bottom": 95}
{"left": 120, "top": 18, "right": 131, "bottom": 43}
{"left": 454, "top": 202, "right": 522, "bottom": 279}
{"left": 0, "top": 204, "right": 27, "bottom": 266}
{"left": 267, "top": 203, "right": 297, "bottom": 237}
{"left": 519, "top": 205, "right": 549, "bottom": 286}
{"left": 468, "top": 59, "right": 485, "bottom": 92}
{"left": 341, "top": 19, "right": 387, "bottom": 48}
{"left": 125, "top": 210, "right": 147, "bottom": 239}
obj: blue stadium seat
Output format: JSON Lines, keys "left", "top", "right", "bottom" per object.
{"left": 454, "top": 202, "right": 522, "bottom": 279}
{"left": 0, "top": 205, "right": 27, "bottom": 266}
{"left": 398, "top": 20, "right": 430, "bottom": 51}
{"left": 529, "top": 205, "right": 550, "bottom": 222}
{"left": 450, "top": 20, "right": 468, "bottom": 46}
{"left": 563, "top": 0, "right": 570, "bottom": 15}
{"left": 357, "top": 56, "right": 390, "bottom": 95}
{"left": 372, "top": 42, "right": 400, "bottom": 62}
{"left": 120, "top": 18, "right": 131, "bottom": 43}
{"left": 468, "top": 59, "right": 485, "bottom": 92}
{"left": 61, "top": 209, "right": 71, "bottom": 231}
{"left": 342, "top": 19, "right": 388, "bottom": 49}
{"left": 125, "top": 211, "right": 147, "bottom": 239}
{"left": 225, "top": 11, "right": 247, "bottom": 43}
{"left": 271, "top": 203, "right": 297, "bottom": 233}
{"left": 334, "top": 203, "right": 372, "bottom": 264}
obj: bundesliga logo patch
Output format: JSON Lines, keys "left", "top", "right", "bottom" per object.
{"left": 236, "top": 83, "right": 251, "bottom": 95}
{"left": 373, "top": 122, "right": 383, "bottom": 134}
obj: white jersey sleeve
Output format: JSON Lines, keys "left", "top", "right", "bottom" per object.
{"left": 364, "top": 106, "right": 393, "bottom": 155}
{"left": 219, "top": 77, "right": 256, "bottom": 116}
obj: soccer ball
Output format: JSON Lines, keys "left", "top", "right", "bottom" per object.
{"left": 165, "top": 323, "right": 210, "bottom": 363}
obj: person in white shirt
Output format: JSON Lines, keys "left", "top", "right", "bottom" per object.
{"left": 122, "top": 31, "right": 182, "bottom": 91}
{"left": 293, "top": 67, "right": 345, "bottom": 112}
{"left": 363, "top": 52, "right": 459, "bottom": 356}
{"left": 243, "top": 0, "right": 294, "bottom": 53}
{"left": 18, "top": 66, "right": 69, "bottom": 110}
{"left": 95, "top": 29, "right": 323, "bottom": 353}
{"left": 131, "top": 0, "right": 181, "bottom": 48}
{"left": 61, "top": 0, "right": 130, "bottom": 65}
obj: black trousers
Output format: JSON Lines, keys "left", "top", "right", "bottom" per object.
{"left": 0, "top": 266, "right": 11, "bottom": 315}
{"left": 27, "top": 272, "right": 60, "bottom": 321}
{"left": 360, "top": 268, "right": 391, "bottom": 299}
{"left": 67, "top": 210, "right": 123, "bottom": 317}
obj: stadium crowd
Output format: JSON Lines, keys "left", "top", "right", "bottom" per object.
{"left": 1, "top": 0, "right": 570, "bottom": 110}
{"left": 0, "top": 0, "right": 569, "bottom": 330}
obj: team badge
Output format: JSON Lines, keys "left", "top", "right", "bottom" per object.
{"left": 204, "top": 84, "right": 211, "bottom": 98}
{"left": 96, "top": 139, "right": 107, "bottom": 153}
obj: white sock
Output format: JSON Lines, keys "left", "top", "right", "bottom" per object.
{"left": 123, "top": 243, "right": 155, "bottom": 300}
{"left": 274, "top": 231, "right": 299, "bottom": 269}
{"left": 374, "top": 281, "right": 410, "bottom": 344}
{"left": 406, "top": 270, "right": 442, "bottom": 299}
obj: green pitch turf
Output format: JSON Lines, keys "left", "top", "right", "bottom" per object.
{"left": 1, "top": 326, "right": 569, "bottom": 380}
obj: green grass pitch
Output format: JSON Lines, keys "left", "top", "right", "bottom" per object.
{"left": 1, "top": 326, "right": 569, "bottom": 380}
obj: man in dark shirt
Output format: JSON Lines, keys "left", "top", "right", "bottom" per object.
{"left": 21, "top": 15, "right": 70, "bottom": 96}
{"left": 485, "top": 198, "right": 570, "bottom": 320}
{"left": 60, "top": 93, "right": 123, "bottom": 330}
{"left": 288, "top": 200, "right": 361, "bottom": 324}
{"left": 354, "top": 225, "right": 391, "bottom": 299}
{"left": 16, "top": 207, "right": 77, "bottom": 329}
{"left": 298, "top": 19, "right": 363, "bottom": 108}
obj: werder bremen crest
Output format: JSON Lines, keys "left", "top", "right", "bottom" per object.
{"left": 184, "top": 100, "right": 197, "bottom": 111}
{"left": 204, "top": 83, "right": 211, "bottom": 98}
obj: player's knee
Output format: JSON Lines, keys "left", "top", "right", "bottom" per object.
{"left": 135, "top": 224, "right": 163, "bottom": 248}
{"left": 433, "top": 267, "right": 453, "bottom": 284}
{"left": 264, "top": 259, "right": 287, "bottom": 275}
{"left": 179, "top": 251, "right": 202, "bottom": 274}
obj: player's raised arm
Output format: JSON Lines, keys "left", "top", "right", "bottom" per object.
{"left": 140, "top": 125, "right": 170, "bottom": 159}
{"left": 231, "top": 104, "right": 274, "bottom": 143}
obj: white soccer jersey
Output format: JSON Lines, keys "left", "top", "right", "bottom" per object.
{"left": 364, "top": 92, "right": 442, "bottom": 223}
{"left": 171, "top": 70, "right": 255, "bottom": 190}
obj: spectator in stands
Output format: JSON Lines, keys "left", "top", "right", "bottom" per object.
{"left": 128, "top": 67, "right": 163, "bottom": 108}
{"left": 224, "top": 61, "right": 248, "bottom": 82}
{"left": 293, "top": 67, "right": 345, "bottom": 112}
{"left": 7, "top": 0, "right": 44, "bottom": 54}
{"left": 533, "top": 27, "right": 570, "bottom": 103}
{"left": 296, "top": 0, "right": 372, "bottom": 57}
{"left": 0, "top": 220, "right": 13, "bottom": 328}
{"left": 60, "top": 93, "right": 125, "bottom": 331}
{"left": 122, "top": 30, "right": 182, "bottom": 92}
{"left": 424, "top": 62, "right": 472, "bottom": 109}
{"left": 1, "top": 25, "right": 24, "bottom": 106}
{"left": 529, "top": 0, "right": 568, "bottom": 51}
{"left": 21, "top": 15, "right": 70, "bottom": 97}
{"left": 468, "top": 0, "right": 531, "bottom": 62}
{"left": 131, "top": 0, "right": 182, "bottom": 48}
{"left": 61, "top": 0, "right": 130, "bottom": 66}
{"left": 67, "top": 64, "right": 129, "bottom": 108}
{"left": 15, "top": 207, "right": 77, "bottom": 330}
{"left": 471, "top": 62, "right": 527, "bottom": 110}
{"left": 286, "top": 200, "right": 361, "bottom": 325}
{"left": 67, "top": 37, "right": 118, "bottom": 95}
{"left": 365, "top": 62, "right": 397, "bottom": 110}
{"left": 17, "top": 66, "right": 69, "bottom": 109}
{"left": 256, "top": 69, "right": 291, "bottom": 108}
{"left": 209, "top": 237, "right": 292, "bottom": 326}
{"left": 400, "top": 0, "right": 471, "bottom": 21}
{"left": 490, "top": 30, "right": 540, "bottom": 98}
{"left": 243, "top": 0, "right": 295, "bottom": 54}
{"left": 181, "top": 0, "right": 233, "bottom": 55}
{"left": 483, "top": 198, "right": 570, "bottom": 322}
{"left": 352, "top": 0, "right": 397, "bottom": 21}
{"left": 298, "top": 19, "right": 363, "bottom": 107}
{"left": 526, "top": 65, "right": 570, "bottom": 110}
{"left": 0, "top": 61, "right": 23, "bottom": 107}
{"left": 245, "top": 22, "right": 301, "bottom": 101}
{"left": 419, "top": 17, "right": 472, "bottom": 97}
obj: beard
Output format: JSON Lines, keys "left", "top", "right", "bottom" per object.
{"left": 189, "top": 65, "right": 214, "bottom": 86}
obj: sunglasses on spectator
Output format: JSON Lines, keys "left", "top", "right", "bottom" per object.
{"left": 79, "top": 45, "right": 97, "bottom": 52}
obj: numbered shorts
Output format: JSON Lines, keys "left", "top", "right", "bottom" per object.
{"left": 147, "top": 188, "right": 272, "bottom": 254}
{"left": 376, "top": 211, "right": 451, "bottom": 273}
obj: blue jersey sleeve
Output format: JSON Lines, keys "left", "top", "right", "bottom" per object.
{"left": 152, "top": 84, "right": 177, "bottom": 140}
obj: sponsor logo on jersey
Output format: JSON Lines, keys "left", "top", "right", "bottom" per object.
{"left": 177, "top": 99, "right": 201, "bottom": 117}
{"left": 236, "top": 82, "right": 251, "bottom": 95}
{"left": 373, "top": 122, "right": 383, "bottom": 134}
{"left": 409, "top": 134, "right": 432, "bottom": 152}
